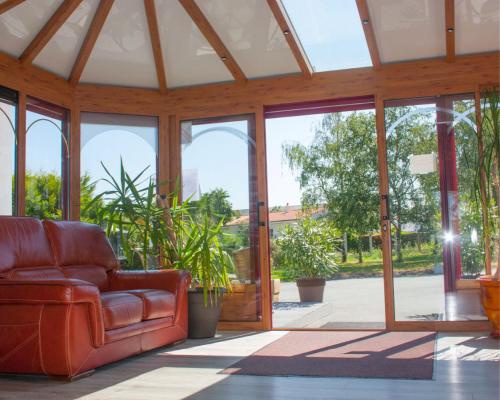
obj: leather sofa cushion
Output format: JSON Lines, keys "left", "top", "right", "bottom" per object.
{"left": 126, "top": 289, "right": 176, "bottom": 320}
{"left": 43, "top": 221, "right": 118, "bottom": 270}
{"left": 0, "top": 217, "right": 54, "bottom": 275}
{"left": 101, "top": 292, "right": 143, "bottom": 330}
{"left": 8, "top": 267, "right": 64, "bottom": 281}
{"left": 63, "top": 265, "right": 109, "bottom": 292}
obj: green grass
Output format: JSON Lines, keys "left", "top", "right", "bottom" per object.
{"left": 272, "top": 245, "right": 436, "bottom": 281}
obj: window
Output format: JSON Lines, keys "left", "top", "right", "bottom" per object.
{"left": 0, "top": 86, "right": 17, "bottom": 215}
{"left": 385, "top": 94, "right": 486, "bottom": 322}
{"left": 281, "top": 0, "right": 372, "bottom": 71}
{"left": 25, "top": 97, "right": 69, "bottom": 220}
{"left": 181, "top": 116, "right": 262, "bottom": 323}
{"left": 80, "top": 113, "right": 158, "bottom": 225}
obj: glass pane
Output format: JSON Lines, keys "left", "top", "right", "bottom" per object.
{"left": 266, "top": 106, "right": 385, "bottom": 329}
{"left": 80, "top": 0, "right": 158, "bottom": 88}
{"left": 155, "top": 0, "right": 233, "bottom": 88}
{"left": 452, "top": 96, "right": 484, "bottom": 279}
{"left": 385, "top": 95, "right": 487, "bottom": 322}
{"left": 456, "top": 0, "right": 500, "bottom": 55}
{"left": 25, "top": 103, "right": 68, "bottom": 220}
{"left": 80, "top": 113, "right": 158, "bottom": 258}
{"left": 194, "top": 0, "right": 300, "bottom": 78}
{"left": 0, "top": 96, "right": 16, "bottom": 215}
{"left": 181, "top": 117, "right": 261, "bottom": 322}
{"left": 282, "top": 0, "right": 372, "bottom": 71}
{"left": 366, "top": 0, "right": 445, "bottom": 63}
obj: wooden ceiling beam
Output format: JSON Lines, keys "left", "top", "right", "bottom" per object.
{"left": 144, "top": 0, "right": 167, "bottom": 93}
{"left": 355, "top": 0, "right": 381, "bottom": 68}
{"left": 445, "top": 0, "right": 455, "bottom": 62}
{"left": 178, "top": 0, "right": 246, "bottom": 83}
{"left": 266, "top": 0, "right": 312, "bottom": 78}
{"left": 0, "top": 0, "right": 25, "bottom": 15}
{"left": 20, "top": 0, "right": 83, "bottom": 65}
{"left": 69, "top": 0, "right": 114, "bottom": 86}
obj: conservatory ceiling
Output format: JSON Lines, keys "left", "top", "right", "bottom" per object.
{"left": 0, "top": 0, "right": 498, "bottom": 90}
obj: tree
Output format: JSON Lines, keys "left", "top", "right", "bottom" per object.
{"left": 283, "top": 111, "right": 379, "bottom": 263}
{"left": 385, "top": 106, "right": 440, "bottom": 262}
{"left": 24, "top": 172, "right": 102, "bottom": 221}
{"left": 190, "top": 188, "right": 234, "bottom": 224}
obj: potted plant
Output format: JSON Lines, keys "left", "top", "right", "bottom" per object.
{"left": 86, "top": 160, "right": 167, "bottom": 269}
{"left": 274, "top": 218, "right": 339, "bottom": 302}
{"left": 162, "top": 194, "right": 233, "bottom": 339}
{"left": 87, "top": 164, "right": 234, "bottom": 338}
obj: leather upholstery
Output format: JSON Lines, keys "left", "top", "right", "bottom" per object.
{"left": 0, "top": 217, "right": 190, "bottom": 378}
{"left": 0, "top": 217, "right": 54, "bottom": 277}
{"left": 63, "top": 265, "right": 109, "bottom": 291}
{"left": 101, "top": 292, "right": 143, "bottom": 330}
{"left": 126, "top": 289, "right": 176, "bottom": 320}
{"left": 43, "top": 221, "right": 118, "bottom": 270}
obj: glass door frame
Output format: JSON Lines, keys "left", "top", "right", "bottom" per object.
{"left": 178, "top": 112, "right": 273, "bottom": 331}
{"left": 377, "top": 93, "right": 491, "bottom": 332}
{"left": 264, "top": 96, "right": 386, "bottom": 330}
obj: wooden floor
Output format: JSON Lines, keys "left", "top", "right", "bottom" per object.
{"left": 0, "top": 331, "right": 499, "bottom": 400}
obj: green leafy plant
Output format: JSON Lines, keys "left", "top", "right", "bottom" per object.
{"left": 162, "top": 193, "right": 233, "bottom": 305}
{"left": 86, "top": 162, "right": 233, "bottom": 304}
{"left": 473, "top": 88, "right": 500, "bottom": 275}
{"left": 273, "top": 217, "right": 340, "bottom": 280}
{"left": 86, "top": 160, "right": 166, "bottom": 269}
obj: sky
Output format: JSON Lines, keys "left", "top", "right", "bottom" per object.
{"left": 21, "top": 111, "right": 323, "bottom": 212}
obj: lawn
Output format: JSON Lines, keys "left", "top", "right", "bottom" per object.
{"left": 271, "top": 245, "right": 436, "bottom": 281}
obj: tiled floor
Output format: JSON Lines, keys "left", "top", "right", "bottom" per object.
{"left": 0, "top": 331, "right": 498, "bottom": 400}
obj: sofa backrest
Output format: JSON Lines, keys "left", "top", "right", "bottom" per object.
{"left": 43, "top": 220, "right": 119, "bottom": 291}
{"left": 0, "top": 216, "right": 63, "bottom": 280}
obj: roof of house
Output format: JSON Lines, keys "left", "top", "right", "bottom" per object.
{"left": 226, "top": 206, "right": 325, "bottom": 226}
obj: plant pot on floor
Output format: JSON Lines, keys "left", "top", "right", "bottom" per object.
{"left": 479, "top": 274, "right": 500, "bottom": 338}
{"left": 188, "top": 289, "right": 224, "bottom": 339}
{"left": 296, "top": 278, "right": 326, "bottom": 302}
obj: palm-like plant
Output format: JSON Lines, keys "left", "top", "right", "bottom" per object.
{"left": 86, "top": 160, "right": 165, "bottom": 269}
{"left": 86, "top": 162, "right": 233, "bottom": 303}
{"left": 162, "top": 193, "right": 233, "bottom": 304}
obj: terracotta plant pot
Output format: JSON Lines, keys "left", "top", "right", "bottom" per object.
{"left": 479, "top": 275, "right": 500, "bottom": 339}
{"left": 296, "top": 278, "right": 326, "bottom": 302}
{"left": 188, "top": 290, "right": 224, "bottom": 339}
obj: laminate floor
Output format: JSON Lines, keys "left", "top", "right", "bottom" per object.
{"left": 0, "top": 331, "right": 498, "bottom": 400}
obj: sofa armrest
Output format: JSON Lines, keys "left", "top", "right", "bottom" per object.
{"left": 0, "top": 279, "right": 104, "bottom": 347}
{"left": 109, "top": 269, "right": 191, "bottom": 330}
{"left": 109, "top": 269, "right": 191, "bottom": 295}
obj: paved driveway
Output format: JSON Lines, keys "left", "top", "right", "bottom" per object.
{"left": 273, "top": 275, "right": 485, "bottom": 328}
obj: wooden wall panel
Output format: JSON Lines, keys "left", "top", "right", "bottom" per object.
{"left": 0, "top": 53, "right": 73, "bottom": 108}
{"left": 15, "top": 92, "right": 26, "bottom": 216}
{"left": 1, "top": 51, "right": 497, "bottom": 119}
{"left": 69, "top": 106, "right": 80, "bottom": 220}
{"left": 375, "top": 96, "right": 394, "bottom": 329}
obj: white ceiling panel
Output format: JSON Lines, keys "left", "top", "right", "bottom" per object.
{"left": 367, "top": 0, "right": 446, "bottom": 63}
{"left": 80, "top": 0, "right": 158, "bottom": 88}
{"left": 155, "top": 0, "right": 233, "bottom": 88}
{"left": 456, "top": 0, "right": 500, "bottom": 55}
{"left": 33, "top": 0, "right": 99, "bottom": 79}
{"left": 194, "top": 0, "right": 300, "bottom": 79}
{"left": 0, "top": 0, "right": 63, "bottom": 58}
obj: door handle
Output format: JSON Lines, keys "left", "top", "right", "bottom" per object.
{"left": 381, "top": 194, "right": 390, "bottom": 221}
{"left": 257, "top": 201, "right": 266, "bottom": 227}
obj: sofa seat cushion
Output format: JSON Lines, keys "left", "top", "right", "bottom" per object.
{"left": 101, "top": 292, "right": 143, "bottom": 330}
{"left": 125, "top": 289, "right": 176, "bottom": 320}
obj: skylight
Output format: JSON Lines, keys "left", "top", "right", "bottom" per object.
{"left": 281, "top": 0, "right": 372, "bottom": 72}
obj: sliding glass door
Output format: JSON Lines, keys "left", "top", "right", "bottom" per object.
{"left": 385, "top": 95, "right": 486, "bottom": 322}
{"left": 180, "top": 115, "right": 263, "bottom": 323}
{"left": 265, "top": 97, "right": 385, "bottom": 329}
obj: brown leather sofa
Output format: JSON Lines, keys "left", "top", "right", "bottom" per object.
{"left": 0, "top": 216, "right": 190, "bottom": 379}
